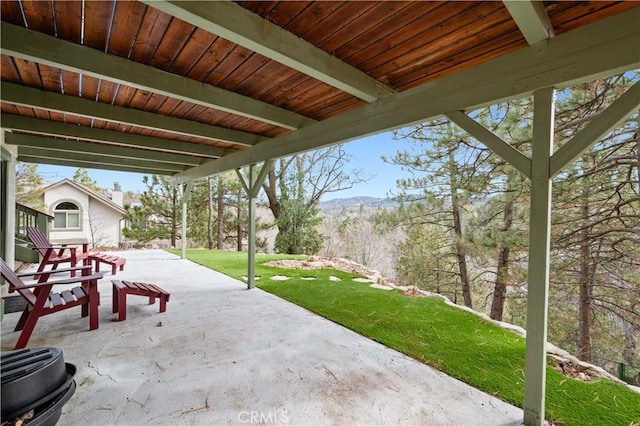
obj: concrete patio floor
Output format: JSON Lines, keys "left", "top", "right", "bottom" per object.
{"left": 2, "top": 250, "right": 523, "bottom": 425}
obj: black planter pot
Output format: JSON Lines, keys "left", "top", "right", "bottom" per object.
{"left": 1, "top": 347, "right": 76, "bottom": 425}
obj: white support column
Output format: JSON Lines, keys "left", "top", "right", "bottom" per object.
{"left": 247, "top": 165, "right": 258, "bottom": 289}
{"left": 1, "top": 141, "right": 17, "bottom": 269}
{"left": 236, "top": 160, "right": 272, "bottom": 289}
{"left": 524, "top": 87, "right": 555, "bottom": 426}
{"left": 180, "top": 182, "right": 192, "bottom": 260}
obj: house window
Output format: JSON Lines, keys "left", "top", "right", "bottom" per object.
{"left": 53, "top": 201, "right": 81, "bottom": 229}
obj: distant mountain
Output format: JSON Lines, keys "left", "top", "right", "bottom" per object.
{"left": 319, "top": 196, "right": 400, "bottom": 210}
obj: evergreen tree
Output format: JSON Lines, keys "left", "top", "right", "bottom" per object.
{"left": 263, "top": 145, "right": 367, "bottom": 254}
{"left": 550, "top": 75, "right": 640, "bottom": 361}
{"left": 273, "top": 167, "right": 323, "bottom": 255}
{"left": 123, "top": 175, "right": 180, "bottom": 246}
{"left": 15, "top": 162, "right": 45, "bottom": 210}
{"left": 385, "top": 120, "right": 481, "bottom": 308}
{"left": 72, "top": 168, "right": 103, "bottom": 193}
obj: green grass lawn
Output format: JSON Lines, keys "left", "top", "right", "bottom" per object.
{"left": 170, "top": 249, "right": 640, "bottom": 426}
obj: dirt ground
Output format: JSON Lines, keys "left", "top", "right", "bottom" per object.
{"left": 264, "top": 256, "right": 391, "bottom": 283}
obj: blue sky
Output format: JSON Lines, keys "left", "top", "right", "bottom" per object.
{"left": 36, "top": 131, "right": 415, "bottom": 200}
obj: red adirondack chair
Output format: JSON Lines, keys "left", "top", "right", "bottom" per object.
{"left": 26, "top": 226, "right": 91, "bottom": 277}
{"left": 0, "top": 259, "right": 105, "bottom": 349}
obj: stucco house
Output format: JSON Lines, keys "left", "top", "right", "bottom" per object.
{"left": 42, "top": 179, "right": 125, "bottom": 248}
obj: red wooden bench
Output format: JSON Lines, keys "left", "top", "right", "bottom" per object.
{"left": 111, "top": 280, "right": 170, "bottom": 321}
{"left": 1, "top": 259, "right": 104, "bottom": 349}
{"left": 90, "top": 253, "right": 127, "bottom": 275}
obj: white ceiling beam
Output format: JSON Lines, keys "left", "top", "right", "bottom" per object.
{"left": 173, "top": 8, "right": 639, "bottom": 183}
{"left": 5, "top": 132, "right": 205, "bottom": 166}
{"left": 1, "top": 82, "right": 268, "bottom": 147}
{"left": 1, "top": 22, "right": 315, "bottom": 130}
{"left": 17, "top": 148, "right": 187, "bottom": 173}
{"left": 503, "top": 1, "right": 555, "bottom": 45}
{"left": 17, "top": 155, "right": 177, "bottom": 176}
{"left": 142, "top": 0, "right": 396, "bottom": 102}
{"left": 0, "top": 114, "right": 229, "bottom": 158}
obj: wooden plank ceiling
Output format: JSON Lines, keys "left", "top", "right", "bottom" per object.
{"left": 0, "top": 1, "right": 638, "bottom": 176}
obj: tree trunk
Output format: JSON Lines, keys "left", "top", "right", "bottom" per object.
{"left": 217, "top": 176, "right": 224, "bottom": 249}
{"left": 207, "top": 177, "right": 214, "bottom": 249}
{"left": 449, "top": 151, "right": 473, "bottom": 308}
{"left": 577, "top": 180, "right": 591, "bottom": 361}
{"left": 237, "top": 187, "right": 242, "bottom": 252}
{"left": 490, "top": 200, "right": 514, "bottom": 321}
{"left": 453, "top": 204, "right": 473, "bottom": 308}
{"left": 262, "top": 164, "right": 281, "bottom": 220}
{"left": 171, "top": 191, "right": 177, "bottom": 247}
{"left": 622, "top": 317, "right": 639, "bottom": 366}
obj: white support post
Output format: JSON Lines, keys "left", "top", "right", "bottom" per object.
{"left": 236, "top": 160, "right": 272, "bottom": 289}
{"left": 1, "top": 141, "right": 17, "bottom": 269}
{"left": 524, "top": 87, "right": 555, "bottom": 426}
{"left": 180, "top": 182, "right": 192, "bottom": 260}
{"left": 246, "top": 165, "right": 257, "bottom": 289}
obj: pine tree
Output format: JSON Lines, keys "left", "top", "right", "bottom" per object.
{"left": 15, "top": 162, "right": 45, "bottom": 210}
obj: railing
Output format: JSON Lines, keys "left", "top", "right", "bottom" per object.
{"left": 14, "top": 203, "right": 53, "bottom": 263}
{"left": 15, "top": 202, "right": 52, "bottom": 240}
{"left": 591, "top": 354, "right": 640, "bottom": 386}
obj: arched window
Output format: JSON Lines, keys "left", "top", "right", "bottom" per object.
{"left": 53, "top": 201, "right": 81, "bottom": 229}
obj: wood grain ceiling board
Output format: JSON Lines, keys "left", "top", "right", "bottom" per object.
{"left": 20, "top": 1, "right": 56, "bottom": 35}
{"left": 549, "top": 1, "right": 640, "bottom": 35}
{"left": 168, "top": 28, "right": 218, "bottom": 77}
{"left": 281, "top": 1, "right": 347, "bottom": 37}
{"left": 381, "top": 9, "right": 522, "bottom": 87}
{"left": 106, "top": 1, "right": 148, "bottom": 57}
{"left": 0, "top": 0, "right": 24, "bottom": 25}
{"left": 35, "top": 63, "right": 62, "bottom": 92}
{"left": 361, "top": 2, "right": 509, "bottom": 75}
{"left": 1, "top": 55, "right": 21, "bottom": 83}
{"left": 330, "top": 2, "right": 442, "bottom": 63}
{"left": 80, "top": 75, "right": 100, "bottom": 101}
{"left": 128, "top": 5, "right": 174, "bottom": 65}
{"left": 237, "top": 1, "right": 281, "bottom": 19}
{"left": 83, "top": 1, "right": 115, "bottom": 51}
{"left": 314, "top": 2, "right": 414, "bottom": 54}
{"left": 394, "top": 29, "right": 525, "bottom": 90}
{"left": 60, "top": 70, "right": 80, "bottom": 97}
{"left": 12, "top": 57, "right": 43, "bottom": 88}
{"left": 146, "top": 16, "right": 195, "bottom": 71}
{"left": 95, "top": 80, "right": 119, "bottom": 104}
{"left": 302, "top": 2, "right": 381, "bottom": 45}
{"left": 52, "top": 1, "right": 82, "bottom": 43}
